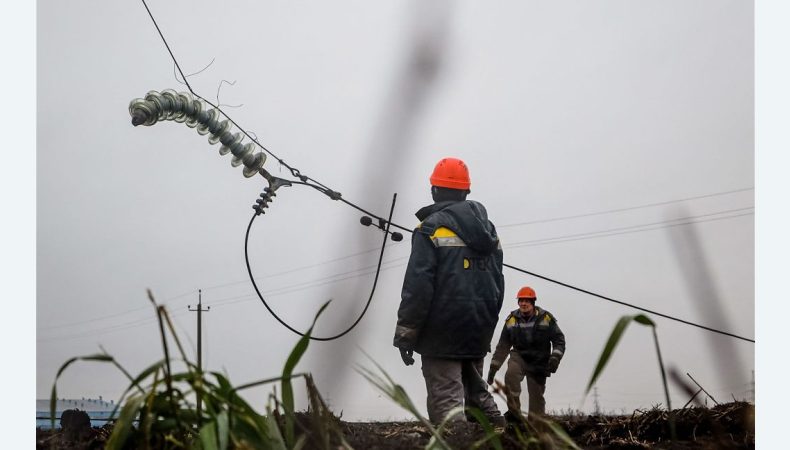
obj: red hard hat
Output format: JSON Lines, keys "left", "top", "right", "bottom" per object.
{"left": 517, "top": 286, "right": 536, "bottom": 300}
{"left": 430, "top": 157, "right": 471, "bottom": 190}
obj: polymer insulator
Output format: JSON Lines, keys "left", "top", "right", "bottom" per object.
{"left": 129, "top": 89, "right": 267, "bottom": 178}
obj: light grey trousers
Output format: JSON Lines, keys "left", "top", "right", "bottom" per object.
{"left": 421, "top": 356, "right": 502, "bottom": 424}
{"left": 504, "top": 351, "right": 547, "bottom": 415}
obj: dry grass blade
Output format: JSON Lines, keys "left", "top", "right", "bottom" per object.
{"left": 355, "top": 358, "right": 452, "bottom": 449}
{"left": 462, "top": 407, "right": 503, "bottom": 450}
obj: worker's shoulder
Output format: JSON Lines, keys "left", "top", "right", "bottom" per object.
{"left": 416, "top": 222, "right": 453, "bottom": 235}
{"left": 416, "top": 209, "right": 449, "bottom": 234}
{"left": 416, "top": 221, "right": 461, "bottom": 244}
{"left": 504, "top": 310, "right": 519, "bottom": 326}
{"left": 537, "top": 307, "right": 558, "bottom": 323}
{"left": 415, "top": 220, "right": 437, "bottom": 236}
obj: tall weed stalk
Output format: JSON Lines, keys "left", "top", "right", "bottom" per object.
{"left": 586, "top": 314, "right": 676, "bottom": 440}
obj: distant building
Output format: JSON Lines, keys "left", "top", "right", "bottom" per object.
{"left": 36, "top": 397, "right": 118, "bottom": 429}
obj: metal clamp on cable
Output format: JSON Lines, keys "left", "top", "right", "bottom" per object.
{"left": 360, "top": 215, "right": 403, "bottom": 242}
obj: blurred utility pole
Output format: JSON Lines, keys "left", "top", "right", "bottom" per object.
{"left": 593, "top": 387, "right": 601, "bottom": 415}
{"left": 188, "top": 289, "right": 210, "bottom": 424}
{"left": 750, "top": 370, "right": 755, "bottom": 403}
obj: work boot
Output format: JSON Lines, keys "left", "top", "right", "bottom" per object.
{"left": 489, "top": 415, "right": 506, "bottom": 428}
{"left": 504, "top": 410, "right": 522, "bottom": 424}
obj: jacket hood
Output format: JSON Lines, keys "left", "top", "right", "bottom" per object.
{"left": 416, "top": 200, "right": 500, "bottom": 254}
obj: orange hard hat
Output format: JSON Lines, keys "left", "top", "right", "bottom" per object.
{"left": 430, "top": 157, "right": 471, "bottom": 190}
{"left": 517, "top": 286, "right": 536, "bottom": 300}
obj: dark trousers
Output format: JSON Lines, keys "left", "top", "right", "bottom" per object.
{"left": 421, "top": 356, "right": 502, "bottom": 424}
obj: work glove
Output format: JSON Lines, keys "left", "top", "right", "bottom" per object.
{"left": 399, "top": 348, "right": 415, "bottom": 366}
{"left": 548, "top": 355, "right": 561, "bottom": 373}
{"left": 486, "top": 367, "right": 498, "bottom": 385}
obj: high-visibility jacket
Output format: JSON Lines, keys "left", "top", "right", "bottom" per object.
{"left": 490, "top": 307, "right": 566, "bottom": 375}
{"left": 393, "top": 200, "right": 504, "bottom": 358}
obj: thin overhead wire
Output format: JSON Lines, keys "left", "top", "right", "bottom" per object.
{"left": 38, "top": 289, "right": 199, "bottom": 332}
{"left": 39, "top": 208, "right": 754, "bottom": 343}
{"left": 37, "top": 308, "right": 192, "bottom": 343}
{"left": 506, "top": 208, "right": 754, "bottom": 250}
{"left": 499, "top": 187, "right": 754, "bottom": 229}
{"left": 39, "top": 202, "right": 753, "bottom": 342}
{"left": 43, "top": 192, "right": 750, "bottom": 331}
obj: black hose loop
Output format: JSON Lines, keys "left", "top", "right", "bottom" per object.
{"left": 244, "top": 193, "right": 398, "bottom": 341}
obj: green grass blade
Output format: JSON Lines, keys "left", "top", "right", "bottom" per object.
{"left": 586, "top": 315, "right": 637, "bottom": 394}
{"left": 232, "top": 372, "right": 307, "bottom": 393}
{"left": 292, "top": 435, "right": 308, "bottom": 450}
{"left": 542, "top": 418, "right": 582, "bottom": 450}
{"left": 199, "top": 420, "right": 219, "bottom": 450}
{"left": 633, "top": 314, "right": 656, "bottom": 326}
{"left": 586, "top": 314, "right": 657, "bottom": 395}
{"left": 265, "top": 409, "right": 288, "bottom": 450}
{"left": 105, "top": 394, "right": 145, "bottom": 450}
{"left": 466, "top": 407, "right": 503, "bottom": 450}
{"left": 99, "top": 345, "right": 148, "bottom": 395}
{"left": 281, "top": 300, "right": 331, "bottom": 447}
{"left": 50, "top": 353, "right": 114, "bottom": 429}
{"left": 216, "top": 409, "right": 229, "bottom": 450}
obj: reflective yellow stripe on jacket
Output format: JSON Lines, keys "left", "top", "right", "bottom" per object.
{"left": 429, "top": 227, "right": 466, "bottom": 248}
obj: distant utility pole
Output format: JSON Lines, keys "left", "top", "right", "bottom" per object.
{"left": 593, "top": 387, "right": 601, "bottom": 415}
{"left": 750, "top": 370, "right": 755, "bottom": 403}
{"left": 188, "top": 289, "right": 210, "bottom": 424}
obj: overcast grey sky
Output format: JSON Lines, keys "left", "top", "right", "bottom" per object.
{"left": 36, "top": 0, "right": 754, "bottom": 420}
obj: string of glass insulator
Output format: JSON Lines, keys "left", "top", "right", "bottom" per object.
{"left": 129, "top": 89, "right": 266, "bottom": 178}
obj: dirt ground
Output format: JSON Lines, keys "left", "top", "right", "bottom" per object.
{"left": 36, "top": 402, "right": 754, "bottom": 449}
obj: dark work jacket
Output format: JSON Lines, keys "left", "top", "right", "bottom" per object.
{"left": 490, "top": 306, "right": 566, "bottom": 375}
{"left": 393, "top": 200, "right": 505, "bottom": 359}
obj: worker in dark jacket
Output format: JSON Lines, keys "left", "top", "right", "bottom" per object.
{"left": 393, "top": 157, "right": 505, "bottom": 425}
{"left": 487, "top": 286, "right": 565, "bottom": 417}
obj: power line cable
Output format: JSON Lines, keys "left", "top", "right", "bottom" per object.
{"left": 502, "top": 261, "right": 753, "bottom": 342}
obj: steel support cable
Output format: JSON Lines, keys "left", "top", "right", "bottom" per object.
{"left": 244, "top": 193, "right": 398, "bottom": 341}
{"left": 139, "top": 0, "right": 754, "bottom": 344}
{"left": 502, "top": 263, "right": 754, "bottom": 343}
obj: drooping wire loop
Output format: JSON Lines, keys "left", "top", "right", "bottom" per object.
{"left": 244, "top": 192, "right": 400, "bottom": 340}
{"left": 129, "top": 90, "right": 267, "bottom": 178}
